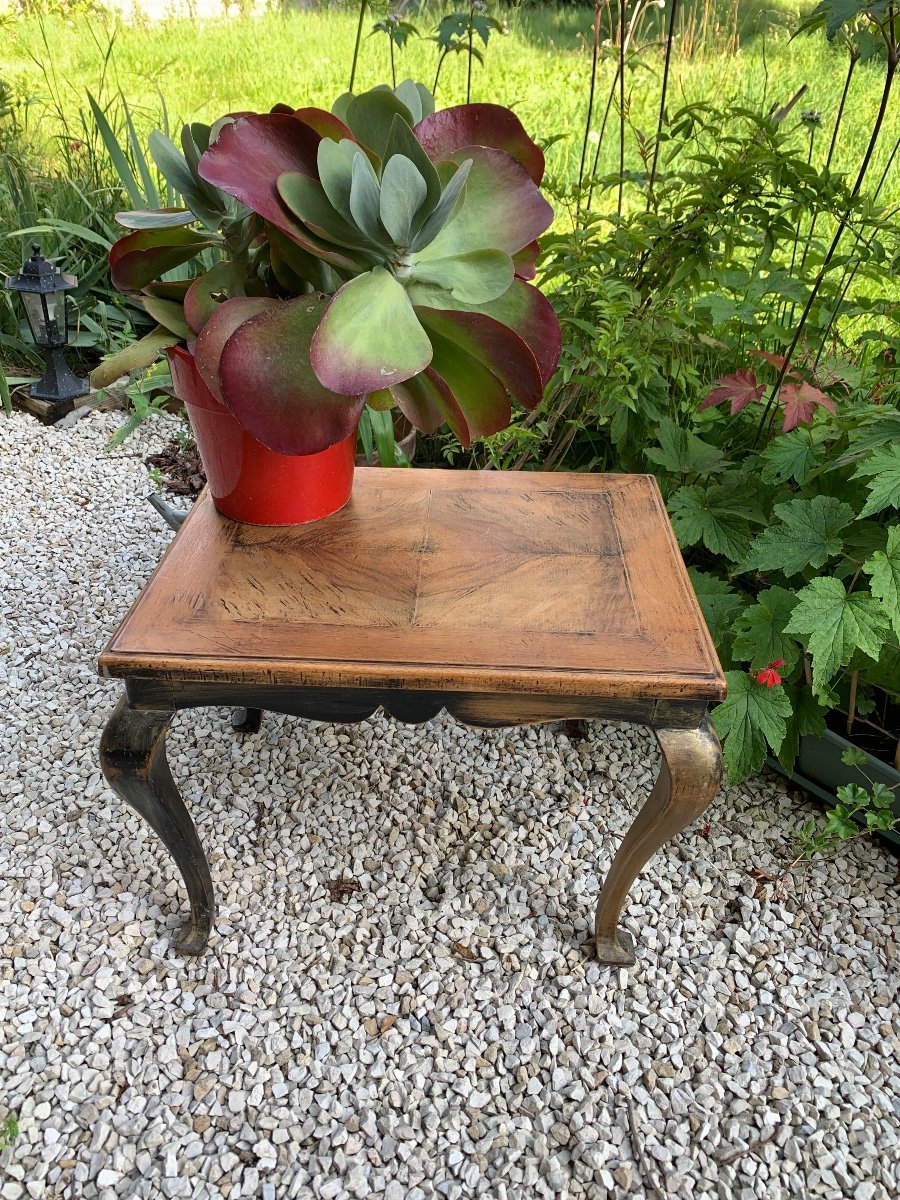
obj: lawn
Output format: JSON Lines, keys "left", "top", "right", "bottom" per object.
{"left": 1, "top": 1, "right": 896, "bottom": 202}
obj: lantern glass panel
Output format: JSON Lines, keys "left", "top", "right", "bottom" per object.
{"left": 46, "top": 290, "right": 68, "bottom": 345}
{"left": 21, "top": 292, "right": 49, "bottom": 346}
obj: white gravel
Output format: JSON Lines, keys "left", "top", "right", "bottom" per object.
{"left": 1, "top": 409, "right": 898, "bottom": 1200}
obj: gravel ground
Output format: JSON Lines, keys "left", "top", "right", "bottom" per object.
{"left": 1, "top": 410, "right": 898, "bottom": 1200}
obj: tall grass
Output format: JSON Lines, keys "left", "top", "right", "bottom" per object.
{"left": 0, "top": 5, "right": 897, "bottom": 207}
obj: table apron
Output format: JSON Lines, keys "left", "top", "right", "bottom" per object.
{"left": 123, "top": 678, "right": 708, "bottom": 730}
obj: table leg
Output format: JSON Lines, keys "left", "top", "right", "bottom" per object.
{"left": 594, "top": 719, "right": 721, "bottom": 967}
{"left": 100, "top": 695, "right": 215, "bottom": 954}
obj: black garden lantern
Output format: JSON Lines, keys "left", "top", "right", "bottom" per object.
{"left": 5, "top": 242, "right": 89, "bottom": 423}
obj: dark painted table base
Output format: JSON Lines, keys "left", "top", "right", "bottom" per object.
{"left": 100, "top": 678, "right": 721, "bottom": 967}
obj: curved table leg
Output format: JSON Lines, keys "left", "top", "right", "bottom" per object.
{"left": 594, "top": 719, "right": 721, "bottom": 967}
{"left": 100, "top": 695, "right": 215, "bottom": 954}
{"left": 231, "top": 707, "right": 263, "bottom": 734}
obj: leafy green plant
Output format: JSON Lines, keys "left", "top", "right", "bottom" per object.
{"left": 95, "top": 80, "right": 561, "bottom": 458}
{"left": 795, "top": 745, "right": 899, "bottom": 859}
{"left": 0, "top": 1114, "right": 18, "bottom": 1151}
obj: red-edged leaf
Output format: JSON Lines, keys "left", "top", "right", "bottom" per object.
{"left": 183, "top": 262, "right": 242, "bottom": 335}
{"left": 292, "top": 107, "right": 357, "bottom": 144}
{"left": 414, "top": 104, "right": 545, "bottom": 184}
{"left": 480, "top": 280, "right": 561, "bottom": 388}
{"left": 109, "top": 227, "right": 215, "bottom": 293}
{"left": 749, "top": 348, "right": 801, "bottom": 379}
{"left": 389, "top": 372, "right": 459, "bottom": 435}
{"left": 416, "top": 147, "right": 552, "bottom": 261}
{"left": 414, "top": 306, "right": 543, "bottom": 411}
{"left": 699, "top": 370, "right": 765, "bottom": 415}
{"left": 218, "top": 296, "right": 366, "bottom": 456}
{"left": 193, "top": 296, "right": 279, "bottom": 402}
{"left": 426, "top": 330, "right": 511, "bottom": 446}
{"left": 168, "top": 345, "right": 223, "bottom": 416}
{"left": 779, "top": 381, "right": 836, "bottom": 432}
{"left": 512, "top": 241, "right": 540, "bottom": 281}
{"left": 198, "top": 114, "right": 321, "bottom": 238}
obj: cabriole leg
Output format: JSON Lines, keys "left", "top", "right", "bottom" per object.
{"left": 100, "top": 694, "right": 215, "bottom": 954}
{"left": 594, "top": 719, "right": 722, "bottom": 967}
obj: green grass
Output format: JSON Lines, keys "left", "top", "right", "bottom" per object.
{"left": 0, "top": 2, "right": 896, "bottom": 204}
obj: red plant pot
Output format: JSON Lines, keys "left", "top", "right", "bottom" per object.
{"left": 167, "top": 347, "right": 355, "bottom": 526}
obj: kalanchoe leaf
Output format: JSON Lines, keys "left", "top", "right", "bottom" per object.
{"left": 381, "top": 114, "right": 442, "bottom": 216}
{"left": 311, "top": 266, "right": 433, "bottom": 393}
{"left": 365, "top": 388, "right": 396, "bottom": 412}
{"left": 426, "top": 330, "right": 511, "bottom": 446}
{"left": 393, "top": 79, "right": 426, "bottom": 125}
{"left": 264, "top": 224, "right": 341, "bottom": 294}
{"left": 512, "top": 240, "right": 540, "bottom": 281}
{"left": 349, "top": 153, "right": 390, "bottom": 245}
{"left": 194, "top": 296, "right": 280, "bottom": 402}
{"left": 291, "top": 107, "right": 356, "bottom": 144}
{"left": 109, "top": 227, "right": 217, "bottom": 293}
{"left": 415, "top": 147, "right": 552, "bottom": 260}
{"left": 141, "top": 280, "right": 192, "bottom": 302}
{"left": 379, "top": 154, "right": 429, "bottom": 248}
{"left": 389, "top": 372, "right": 457, "bottom": 435}
{"left": 115, "top": 208, "right": 197, "bottom": 230}
{"left": 198, "top": 114, "right": 321, "bottom": 238}
{"left": 278, "top": 172, "right": 380, "bottom": 252}
{"left": 331, "top": 91, "right": 354, "bottom": 123}
{"left": 405, "top": 248, "right": 513, "bottom": 304}
{"left": 90, "top": 326, "right": 180, "bottom": 389}
{"left": 148, "top": 131, "right": 225, "bottom": 229}
{"left": 219, "top": 296, "right": 366, "bottom": 456}
{"left": 408, "top": 159, "right": 472, "bottom": 252}
{"left": 184, "top": 261, "right": 243, "bottom": 335}
{"left": 140, "top": 295, "right": 190, "bottom": 339}
{"left": 345, "top": 89, "right": 415, "bottom": 158}
{"left": 414, "top": 104, "right": 545, "bottom": 184}
{"left": 415, "top": 306, "right": 543, "bottom": 410}
{"left": 318, "top": 138, "right": 364, "bottom": 225}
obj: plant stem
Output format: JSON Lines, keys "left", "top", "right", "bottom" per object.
{"left": 617, "top": 0, "right": 626, "bottom": 219}
{"left": 349, "top": 0, "right": 368, "bottom": 93}
{"left": 467, "top": 1, "right": 474, "bottom": 104}
{"left": 433, "top": 48, "right": 448, "bottom": 97}
{"left": 390, "top": 33, "right": 396, "bottom": 89}
{"left": 754, "top": 43, "right": 898, "bottom": 445}
{"left": 647, "top": 0, "right": 679, "bottom": 210}
{"left": 578, "top": 1, "right": 607, "bottom": 211}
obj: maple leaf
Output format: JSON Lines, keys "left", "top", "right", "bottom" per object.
{"left": 784, "top": 576, "right": 891, "bottom": 696}
{"left": 759, "top": 426, "right": 830, "bottom": 486}
{"left": 668, "top": 485, "right": 753, "bottom": 563}
{"left": 741, "top": 496, "right": 854, "bottom": 577}
{"left": 863, "top": 527, "right": 900, "bottom": 641}
{"left": 850, "top": 444, "right": 900, "bottom": 518}
{"left": 699, "top": 370, "right": 765, "bottom": 416}
{"left": 711, "top": 670, "right": 791, "bottom": 784}
{"left": 732, "top": 586, "right": 800, "bottom": 671}
{"left": 779, "top": 381, "right": 836, "bottom": 432}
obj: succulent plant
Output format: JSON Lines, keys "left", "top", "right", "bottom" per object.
{"left": 97, "top": 81, "right": 561, "bottom": 457}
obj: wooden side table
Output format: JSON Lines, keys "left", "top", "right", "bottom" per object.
{"left": 99, "top": 469, "right": 725, "bottom": 966}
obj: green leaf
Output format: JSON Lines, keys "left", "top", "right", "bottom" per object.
{"left": 863, "top": 526, "right": 900, "bottom": 641}
{"left": 777, "top": 683, "right": 826, "bottom": 773}
{"left": 139, "top": 296, "right": 190, "bottom": 339}
{"left": 277, "top": 172, "right": 376, "bottom": 250}
{"left": 687, "top": 569, "right": 744, "bottom": 666}
{"left": 349, "top": 152, "right": 389, "bottom": 245}
{"left": 841, "top": 745, "right": 869, "bottom": 767}
{"left": 668, "top": 485, "right": 752, "bottom": 563}
{"left": 406, "top": 248, "right": 513, "bottom": 304}
{"left": 6, "top": 220, "right": 112, "bottom": 251}
{"left": 644, "top": 417, "right": 726, "bottom": 476}
{"left": 317, "top": 138, "right": 364, "bottom": 225}
{"left": 115, "top": 208, "right": 197, "bottom": 230}
{"left": 732, "top": 586, "right": 800, "bottom": 672}
{"left": 311, "top": 267, "right": 433, "bottom": 394}
{"left": 345, "top": 89, "right": 414, "bottom": 159}
{"left": 742, "top": 496, "right": 855, "bottom": 577}
{"left": 759, "top": 427, "right": 828, "bottom": 486}
{"left": 785, "top": 576, "right": 891, "bottom": 696}
{"left": 87, "top": 90, "right": 146, "bottom": 210}
{"left": 851, "top": 445, "right": 900, "bottom": 518}
{"left": 148, "top": 130, "right": 225, "bottom": 230}
{"left": 89, "top": 326, "right": 180, "bottom": 389}
{"left": 711, "top": 671, "right": 792, "bottom": 785}
{"left": 0, "top": 361, "right": 11, "bottom": 416}
{"left": 409, "top": 159, "right": 472, "bottom": 252}
{"left": 381, "top": 114, "right": 442, "bottom": 218}
{"left": 379, "top": 154, "right": 428, "bottom": 248}
{"left": 123, "top": 95, "right": 160, "bottom": 208}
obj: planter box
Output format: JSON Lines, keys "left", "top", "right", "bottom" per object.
{"left": 768, "top": 729, "right": 900, "bottom": 851}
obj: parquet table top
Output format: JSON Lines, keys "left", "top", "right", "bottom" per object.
{"left": 101, "top": 469, "right": 724, "bottom": 701}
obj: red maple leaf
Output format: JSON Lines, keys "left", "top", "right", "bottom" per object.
{"left": 699, "top": 370, "right": 765, "bottom": 415}
{"left": 779, "top": 381, "right": 836, "bottom": 432}
{"left": 748, "top": 349, "right": 801, "bottom": 379}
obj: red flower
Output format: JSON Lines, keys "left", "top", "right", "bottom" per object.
{"left": 755, "top": 659, "right": 786, "bottom": 688}
{"left": 69, "top": 140, "right": 84, "bottom": 152}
